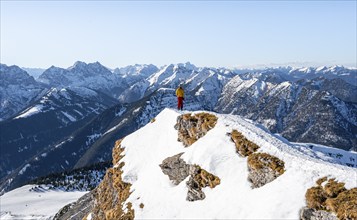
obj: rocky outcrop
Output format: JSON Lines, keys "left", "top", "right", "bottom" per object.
{"left": 174, "top": 113, "right": 218, "bottom": 147}
{"left": 302, "top": 177, "right": 357, "bottom": 220}
{"left": 53, "top": 191, "right": 95, "bottom": 220}
{"left": 300, "top": 207, "right": 338, "bottom": 220}
{"left": 186, "top": 165, "right": 220, "bottom": 201}
{"left": 83, "top": 139, "right": 134, "bottom": 220}
{"left": 229, "top": 130, "right": 260, "bottom": 157}
{"left": 159, "top": 153, "right": 190, "bottom": 185}
{"left": 229, "top": 130, "right": 285, "bottom": 188}
{"left": 247, "top": 153, "right": 285, "bottom": 188}
{"left": 160, "top": 154, "right": 220, "bottom": 202}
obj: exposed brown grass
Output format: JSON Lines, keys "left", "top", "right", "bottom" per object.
{"left": 324, "top": 178, "right": 346, "bottom": 198}
{"left": 305, "top": 186, "right": 327, "bottom": 210}
{"left": 305, "top": 177, "right": 357, "bottom": 220}
{"left": 247, "top": 153, "right": 285, "bottom": 175}
{"left": 230, "top": 130, "right": 259, "bottom": 157}
{"left": 88, "top": 140, "right": 134, "bottom": 220}
{"left": 192, "top": 165, "right": 221, "bottom": 189}
{"left": 150, "top": 118, "right": 156, "bottom": 123}
{"left": 326, "top": 188, "right": 357, "bottom": 220}
{"left": 316, "top": 177, "right": 328, "bottom": 186}
{"left": 176, "top": 113, "right": 218, "bottom": 147}
{"left": 139, "top": 203, "right": 144, "bottom": 209}
{"left": 112, "top": 139, "right": 124, "bottom": 165}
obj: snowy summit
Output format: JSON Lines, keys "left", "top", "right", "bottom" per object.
{"left": 58, "top": 108, "right": 355, "bottom": 220}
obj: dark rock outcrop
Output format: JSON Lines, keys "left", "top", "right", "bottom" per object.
{"left": 247, "top": 153, "right": 285, "bottom": 188}
{"left": 159, "top": 153, "right": 190, "bottom": 185}
{"left": 300, "top": 207, "right": 338, "bottom": 220}
{"left": 186, "top": 165, "right": 220, "bottom": 202}
{"left": 160, "top": 154, "right": 220, "bottom": 202}
{"left": 53, "top": 191, "right": 95, "bottom": 220}
{"left": 174, "top": 113, "right": 218, "bottom": 147}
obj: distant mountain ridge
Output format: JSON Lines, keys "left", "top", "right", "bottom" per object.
{"left": 0, "top": 61, "right": 356, "bottom": 194}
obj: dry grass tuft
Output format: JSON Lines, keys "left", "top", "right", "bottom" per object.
{"left": 324, "top": 178, "right": 346, "bottom": 198}
{"left": 150, "top": 118, "right": 156, "bottom": 123}
{"left": 305, "top": 177, "right": 357, "bottom": 220}
{"left": 112, "top": 139, "right": 124, "bottom": 165}
{"left": 326, "top": 188, "right": 357, "bottom": 219}
{"left": 89, "top": 140, "right": 134, "bottom": 220}
{"left": 175, "top": 113, "right": 218, "bottom": 147}
{"left": 247, "top": 153, "right": 285, "bottom": 175}
{"left": 139, "top": 203, "right": 144, "bottom": 209}
{"left": 192, "top": 165, "right": 221, "bottom": 189}
{"left": 305, "top": 186, "right": 328, "bottom": 210}
{"left": 316, "top": 177, "right": 328, "bottom": 186}
{"left": 229, "top": 130, "right": 260, "bottom": 157}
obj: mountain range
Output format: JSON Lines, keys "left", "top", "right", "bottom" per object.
{"left": 0, "top": 61, "right": 356, "bottom": 194}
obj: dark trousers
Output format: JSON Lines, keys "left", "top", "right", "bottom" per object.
{"left": 177, "top": 97, "right": 184, "bottom": 110}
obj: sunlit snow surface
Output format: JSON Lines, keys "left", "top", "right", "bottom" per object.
{"left": 94, "top": 108, "right": 355, "bottom": 219}
{"left": 0, "top": 185, "right": 86, "bottom": 220}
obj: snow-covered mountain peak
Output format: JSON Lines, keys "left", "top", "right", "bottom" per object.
{"left": 0, "top": 64, "right": 37, "bottom": 85}
{"left": 175, "top": 62, "right": 197, "bottom": 71}
{"left": 115, "top": 64, "right": 159, "bottom": 77}
{"left": 78, "top": 108, "right": 356, "bottom": 219}
{"left": 68, "top": 61, "right": 87, "bottom": 70}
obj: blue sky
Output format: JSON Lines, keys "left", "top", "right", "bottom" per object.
{"left": 1, "top": 1, "right": 356, "bottom": 68}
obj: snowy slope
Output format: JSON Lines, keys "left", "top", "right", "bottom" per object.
{"left": 98, "top": 108, "right": 356, "bottom": 219}
{"left": 216, "top": 73, "right": 357, "bottom": 151}
{"left": 0, "top": 185, "right": 86, "bottom": 220}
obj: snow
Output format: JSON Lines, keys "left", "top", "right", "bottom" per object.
{"left": 61, "top": 111, "right": 77, "bottom": 122}
{"left": 0, "top": 185, "right": 87, "bottom": 220}
{"left": 14, "top": 105, "right": 44, "bottom": 119}
{"left": 18, "top": 164, "right": 31, "bottom": 175}
{"left": 118, "top": 108, "right": 356, "bottom": 219}
{"left": 86, "top": 133, "right": 102, "bottom": 146}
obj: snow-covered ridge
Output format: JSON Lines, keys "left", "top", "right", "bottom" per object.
{"left": 86, "top": 108, "right": 355, "bottom": 219}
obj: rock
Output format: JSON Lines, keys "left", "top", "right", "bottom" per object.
{"left": 53, "top": 190, "right": 95, "bottom": 220}
{"left": 247, "top": 153, "right": 285, "bottom": 188}
{"left": 83, "top": 139, "right": 134, "bottom": 220}
{"left": 186, "top": 175, "right": 206, "bottom": 201}
{"left": 159, "top": 153, "right": 190, "bottom": 185}
{"left": 175, "top": 113, "right": 217, "bottom": 147}
{"left": 300, "top": 207, "right": 338, "bottom": 220}
{"left": 186, "top": 165, "right": 220, "bottom": 202}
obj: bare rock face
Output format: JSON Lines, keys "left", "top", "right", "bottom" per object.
{"left": 160, "top": 154, "right": 220, "bottom": 202}
{"left": 247, "top": 153, "right": 285, "bottom": 188}
{"left": 174, "top": 113, "right": 218, "bottom": 147}
{"left": 159, "top": 153, "right": 190, "bottom": 185}
{"left": 53, "top": 191, "right": 95, "bottom": 220}
{"left": 303, "top": 177, "right": 357, "bottom": 220}
{"left": 229, "top": 130, "right": 259, "bottom": 157}
{"left": 186, "top": 175, "right": 206, "bottom": 201}
{"left": 300, "top": 207, "right": 338, "bottom": 220}
{"left": 186, "top": 165, "right": 220, "bottom": 202}
{"left": 83, "top": 139, "right": 134, "bottom": 220}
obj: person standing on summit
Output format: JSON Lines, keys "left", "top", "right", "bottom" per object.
{"left": 176, "top": 85, "right": 184, "bottom": 110}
